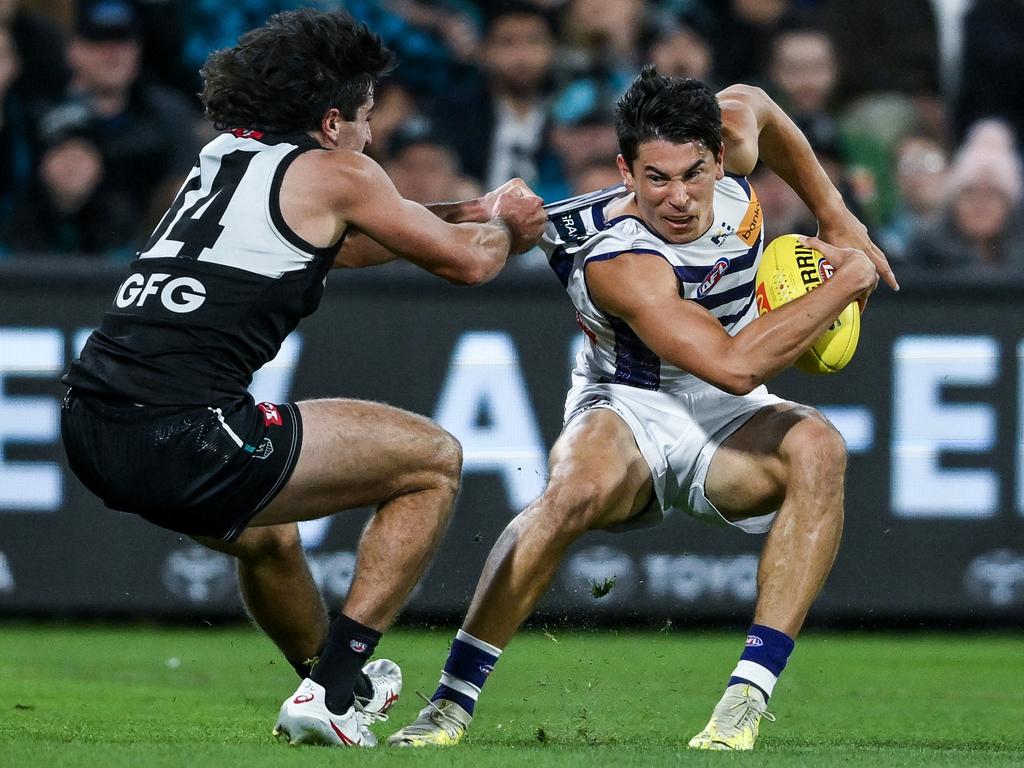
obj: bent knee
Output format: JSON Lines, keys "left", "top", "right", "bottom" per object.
{"left": 538, "top": 474, "right": 630, "bottom": 536}
{"left": 217, "top": 523, "right": 303, "bottom": 562}
{"left": 782, "top": 412, "right": 847, "bottom": 483}
{"left": 435, "top": 429, "right": 463, "bottom": 481}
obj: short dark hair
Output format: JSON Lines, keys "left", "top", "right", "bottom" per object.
{"left": 486, "top": 1, "right": 556, "bottom": 37}
{"left": 199, "top": 9, "right": 395, "bottom": 134}
{"left": 615, "top": 65, "right": 722, "bottom": 166}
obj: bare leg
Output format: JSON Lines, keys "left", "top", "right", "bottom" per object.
{"left": 462, "top": 409, "right": 652, "bottom": 648}
{"left": 197, "top": 524, "right": 328, "bottom": 668}
{"left": 248, "top": 398, "right": 462, "bottom": 631}
{"left": 706, "top": 406, "right": 847, "bottom": 638}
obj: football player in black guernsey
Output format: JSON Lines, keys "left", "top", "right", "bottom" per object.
{"left": 60, "top": 8, "right": 545, "bottom": 747}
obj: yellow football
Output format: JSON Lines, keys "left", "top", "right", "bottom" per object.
{"left": 754, "top": 234, "right": 860, "bottom": 374}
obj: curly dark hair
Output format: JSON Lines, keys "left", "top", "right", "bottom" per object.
{"left": 199, "top": 9, "right": 395, "bottom": 134}
{"left": 615, "top": 65, "right": 722, "bottom": 167}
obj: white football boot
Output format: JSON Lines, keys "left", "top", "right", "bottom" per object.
{"left": 273, "top": 677, "right": 376, "bottom": 747}
{"left": 355, "top": 658, "right": 403, "bottom": 726}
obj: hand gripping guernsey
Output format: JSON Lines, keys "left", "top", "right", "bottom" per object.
{"left": 61, "top": 130, "right": 342, "bottom": 541}
{"left": 541, "top": 176, "right": 788, "bottom": 534}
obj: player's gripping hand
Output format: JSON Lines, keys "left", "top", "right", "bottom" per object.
{"left": 816, "top": 208, "right": 899, "bottom": 294}
{"left": 492, "top": 183, "right": 546, "bottom": 254}
{"left": 481, "top": 177, "right": 536, "bottom": 218}
{"left": 800, "top": 235, "right": 879, "bottom": 312}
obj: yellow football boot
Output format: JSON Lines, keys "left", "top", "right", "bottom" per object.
{"left": 387, "top": 697, "right": 472, "bottom": 747}
{"left": 687, "top": 683, "right": 775, "bottom": 751}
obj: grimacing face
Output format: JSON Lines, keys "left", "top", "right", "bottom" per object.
{"left": 617, "top": 139, "right": 724, "bottom": 244}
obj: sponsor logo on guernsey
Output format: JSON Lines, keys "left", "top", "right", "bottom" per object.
{"left": 350, "top": 640, "right": 369, "bottom": 654}
{"left": 257, "top": 402, "right": 283, "bottom": 426}
{"left": 745, "top": 635, "right": 764, "bottom": 648}
{"left": 230, "top": 128, "right": 265, "bottom": 140}
{"left": 736, "top": 188, "right": 762, "bottom": 246}
{"left": 697, "top": 257, "right": 730, "bottom": 298}
{"left": 114, "top": 272, "right": 207, "bottom": 314}
{"left": 552, "top": 209, "right": 588, "bottom": 243}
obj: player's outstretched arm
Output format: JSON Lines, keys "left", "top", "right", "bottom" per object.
{"left": 336, "top": 179, "right": 539, "bottom": 269}
{"left": 327, "top": 153, "right": 544, "bottom": 284}
{"left": 717, "top": 84, "right": 898, "bottom": 292}
{"left": 585, "top": 243, "right": 876, "bottom": 394}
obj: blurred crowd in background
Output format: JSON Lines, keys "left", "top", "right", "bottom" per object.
{"left": 2, "top": 0, "right": 1023, "bottom": 274}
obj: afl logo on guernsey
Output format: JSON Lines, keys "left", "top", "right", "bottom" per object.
{"left": 697, "top": 257, "right": 730, "bottom": 298}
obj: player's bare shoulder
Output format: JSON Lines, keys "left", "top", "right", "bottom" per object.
{"left": 285, "top": 147, "right": 384, "bottom": 207}
{"left": 717, "top": 85, "right": 766, "bottom": 177}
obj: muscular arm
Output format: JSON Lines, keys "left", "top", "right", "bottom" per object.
{"left": 586, "top": 251, "right": 874, "bottom": 395}
{"left": 335, "top": 198, "right": 489, "bottom": 269}
{"left": 718, "top": 84, "right": 898, "bottom": 290}
{"left": 322, "top": 152, "right": 511, "bottom": 285}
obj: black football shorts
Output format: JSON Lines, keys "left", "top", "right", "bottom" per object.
{"left": 60, "top": 389, "right": 302, "bottom": 541}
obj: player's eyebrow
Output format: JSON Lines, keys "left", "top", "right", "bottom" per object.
{"left": 643, "top": 158, "right": 706, "bottom": 178}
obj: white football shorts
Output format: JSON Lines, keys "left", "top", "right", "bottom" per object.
{"left": 562, "top": 377, "right": 790, "bottom": 534}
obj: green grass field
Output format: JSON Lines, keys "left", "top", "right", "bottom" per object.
{"left": 1, "top": 624, "right": 1021, "bottom": 767}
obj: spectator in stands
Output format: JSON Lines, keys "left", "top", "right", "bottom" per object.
{"left": 549, "top": 86, "right": 618, "bottom": 194}
{"left": 385, "top": 118, "right": 480, "bottom": 205}
{"left": 0, "top": 0, "right": 69, "bottom": 108}
{"left": 878, "top": 134, "right": 949, "bottom": 260}
{"left": 571, "top": 157, "right": 621, "bottom": 196}
{"left": 708, "top": 0, "right": 791, "bottom": 86}
{"left": 42, "top": 0, "right": 200, "bottom": 245}
{"left": 0, "top": 24, "right": 31, "bottom": 237}
{"left": 431, "top": 1, "right": 567, "bottom": 201}
{"left": 2, "top": 103, "right": 136, "bottom": 256}
{"left": 956, "top": 0, "right": 1024, "bottom": 144}
{"left": 646, "top": 21, "right": 715, "bottom": 85}
{"left": 822, "top": 0, "right": 940, "bottom": 109}
{"left": 560, "top": 0, "right": 646, "bottom": 78}
{"left": 905, "top": 120, "right": 1024, "bottom": 272}
{"left": 767, "top": 23, "right": 839, "bottom": 147}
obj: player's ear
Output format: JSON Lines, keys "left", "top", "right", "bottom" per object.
{"left": 715, "top": 144, "right": 726, "bottom": 180}
{"left": 616, "top": 154, "right": 634, "bottom": 191}
{"left": 320, "top": 108, "right": 344, "bottom": 144}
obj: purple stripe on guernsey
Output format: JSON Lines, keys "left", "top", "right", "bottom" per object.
{"left": 728, "top": 173, "right": 753, "bottom": 199}
{"left": 549, "top": 245, "right": 573, "bottom": 287}
{"left": 693, "top": 279, "right": 756, "bottom": 311}
{"left": 673, "top": 237, "right": 761, "bottom": 283}
{"left": 586, "top": 248, "right": 666, "bottom": 264}
{"left": 716, "top": 291, "right": 757, "bottom": 327}
{"left": 607, "top": 315, "right": 661, "bottom": 390}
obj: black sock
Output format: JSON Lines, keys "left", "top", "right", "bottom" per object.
{"left": 290, "top": 651, "right": 321, "bottom": 680}
{"left": 353, "top": 671, "right": 373, "bottom": 702}
{"left": 309, "top": 613, "right": 381, "bottom": 714}
{"left": 291, "top": 653, "right": 372, "bottom": 699}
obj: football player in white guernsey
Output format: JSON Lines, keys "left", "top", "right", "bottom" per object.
{"left": 60, "top": 10, "right": 545, "bottom": 749}
{"left": 391, "top": 68, "right": 897, "bottom": 750}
